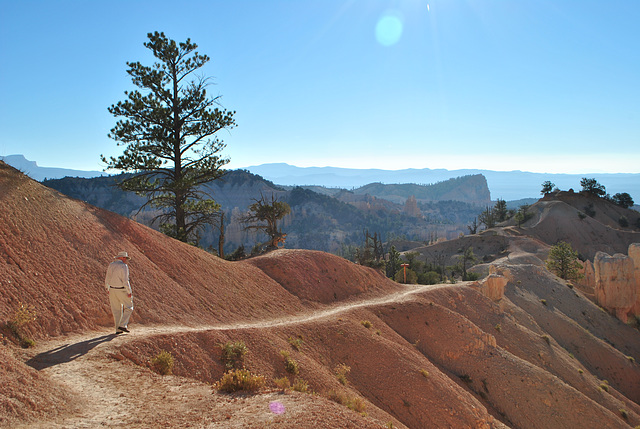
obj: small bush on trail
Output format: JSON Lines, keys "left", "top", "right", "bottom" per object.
{"left": 6, "top": 302, "right": 37, "bottom": 347}
{"left": 216, "top": 369, "right": 265, "bottom": 393}
{"left": 151, "top": 350, "right": 174, "bottom": 375}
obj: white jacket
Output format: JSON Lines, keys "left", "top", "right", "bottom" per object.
{"left": 104, "top": 260, "right": 132, "bottom": 294}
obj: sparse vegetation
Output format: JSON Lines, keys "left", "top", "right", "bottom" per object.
{"left": 618, "top": 216, "right": 629, "bottom": 228}
{"left": 459, "top": 374, "right": 472, "bottom": 383}
{"left": 540, "top": 299, "right": 547, "bottom": 306}
{"left": 620, "top": 409, "right": 628, "bottom": 420}
{"left": 335, "top": 363, "right": 351, "bottom": 385}
{"left": 150, "top": 350, "right": 174, "bottom": 375}
{"left": 292, "top": 377, "right": 309, "bottom": 393}
{"left": 287, "top": 336, "right": 304, "bottom": 351}
{"left": 420, "top": 369, "right": 430, "bottom": 378}
{"left": 216, "top": 369, "right": 265, "bottom": 393}
{"left": 280, "top": 350, "right": 299, "bottom": 375}
{"left": 273, "top": 376, "right": 290, "bottom": 391}
{"left": 541, "top": 335, "right": 551, "bottom": 345}
{"left": 7, "top": 302, "right": 37, "bottom": 347}
{"left": 583, "top": 202, "right": 596, "bottom": 218}
{"left": 361, "top": 320, "right": 372, "bottom": 329}
{"left": 220, "top": 341, "right": 248, "bottom": 370}
{"left": 495, "top": 324, "right": 502, "bottom": 332}
{"left": 327, "top": 390, "right": 366, "bottom": 412}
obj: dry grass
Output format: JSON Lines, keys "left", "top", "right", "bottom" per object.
{"left": 216, "top": 369, "right": 265, "bottom": 393}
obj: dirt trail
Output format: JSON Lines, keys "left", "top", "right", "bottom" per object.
{"left": 16, "top": 283, "right": 450, "bottom": 428}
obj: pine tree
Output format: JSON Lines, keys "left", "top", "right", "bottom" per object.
{"left": 102, "top": 32, "right": 236, "bottom": 243}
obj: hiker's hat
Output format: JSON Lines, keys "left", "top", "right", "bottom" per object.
{"left": 114, "top": 251, "right": 131, "bottom": 260}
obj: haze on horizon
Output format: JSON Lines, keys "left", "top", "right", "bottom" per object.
{"left": 1, "top": 0, "right": 638, "bottom": 175}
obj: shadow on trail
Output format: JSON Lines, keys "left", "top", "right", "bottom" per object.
{"left": 26, "top": 334, "right": 117, "bottom": 370}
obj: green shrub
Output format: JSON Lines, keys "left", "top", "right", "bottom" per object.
{"left": 151, "top": 350, "right": 174, "bottom": 375}
{"left": 280, "top": 350, "right": 299, "bottom": 375}
{"left": 464, "top": 272, "right": 481, "bottom": 281}
{"left": 20, "top": 338, "right": 36, "bottom": 349}
{"left": 620, "top": 409, "right": 628, "bottom": 420}
{"left": 619, "top": 216, "right": 629, "bottom": 228}
{"left": 360, "top": 320, "right": 372, "bottom": 329}
{"left": 420, "top": 369, "right": 429, "bottom": 378}
{"left": 220, "top": 341, "right": 248, "bottom": 369}
{"left": 287, "top": 336, "right": 304, "bottom": 351}
{"left": 216, "top": 369, "right": 265, "bottom": 393}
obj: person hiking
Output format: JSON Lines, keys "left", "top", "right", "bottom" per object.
{"left": 104, "top": 251, "right": 134, "bottom": 334}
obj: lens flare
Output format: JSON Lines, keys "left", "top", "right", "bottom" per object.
{"left": 375, "top": 12, "right": 403, "bottom": 46}
{"left": 269, "top": 401, "right": 285, "bottom": 415}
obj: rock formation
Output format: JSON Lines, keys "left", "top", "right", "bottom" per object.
{"left": 577, "top": 259, "right": 596, "bottom": 296}
{"left": 403, "top": 195, "right": 422, "bottom": 218}
{"left": 593, "top": 243, "right": 640, "bottom": 323}
{"left": 473, "top": 273, "right": 507, "bottom": 302}
{"left": 630, "top": 243, "right": 640, "bottom": 316}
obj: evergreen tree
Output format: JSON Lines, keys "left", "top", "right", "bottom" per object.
{"left": 494, "top": 199, "right": 508, "bottom": 222}
{"left": 386, "top": 245, "right": 402, "bottom": 278}
{"left": 541, "top": 181, "right": 555, "bottom": 195}
{"left": 546, "top": 241, "right": 583, "bottom": 281}
{"left": 580, "top": 178, "right": 606, "bottom": 197}
{"left": 612, "top": 192, "right": 634, "bottom": 209}
{"left": 240, "top": 193, "right": 291, "bottom": 250}
{"left": 102, "top": 32, "right": 236, "bottom": 243}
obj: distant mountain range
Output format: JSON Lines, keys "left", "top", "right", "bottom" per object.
{"left": 0, "top": 155, "right": 106, "bottom": 181}
{"left": 2, "top": 154, "right": 638, "bottom": 202}
{"left": 247, "top": 163, "right": 640, "bottom": 202}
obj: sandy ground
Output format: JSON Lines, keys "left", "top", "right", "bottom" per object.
{"left": 11, "top": 284, "right": 450, "bottom": 429}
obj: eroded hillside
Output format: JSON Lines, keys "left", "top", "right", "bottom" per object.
{"left": 2, "top": 161, "right": 640, "bottom": 429}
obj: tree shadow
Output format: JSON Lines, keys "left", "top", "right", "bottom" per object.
{"left": 26, "top": 334, "right": 117, "bottom": 370}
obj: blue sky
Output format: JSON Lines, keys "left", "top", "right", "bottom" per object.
{"left": 1, "top": 0, "right": 638, "bottom": 174}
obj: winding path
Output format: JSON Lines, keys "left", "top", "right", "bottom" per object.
{"left": 19, "top": 282, "right": 453, "bottom": 428}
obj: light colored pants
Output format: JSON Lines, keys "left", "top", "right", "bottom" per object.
{"left": 109, "top": 288, "right": 134, "bottom": 330}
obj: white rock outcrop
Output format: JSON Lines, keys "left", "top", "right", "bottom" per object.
{"left": 476, "top": 274, "right": 507, "bottom": 302}
{"left": 593, "top": 244, "right": 640, "bottom": 323}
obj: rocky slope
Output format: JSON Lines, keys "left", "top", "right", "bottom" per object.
{"left": 2, "top": 160, "right": 640, "bottom": 428}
